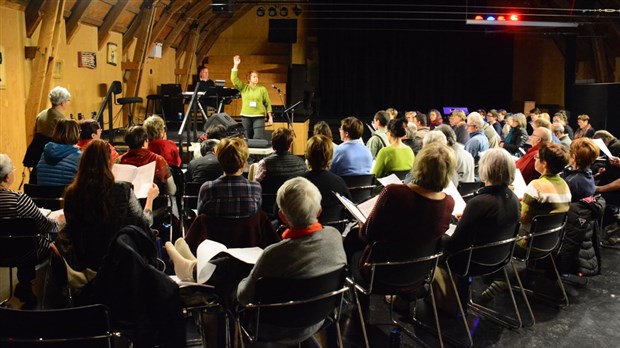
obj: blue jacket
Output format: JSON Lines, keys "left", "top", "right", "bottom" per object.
{"left": 330, "top": 139, "right": 373, "bottom": 176}
{"left": 36, "top": 142, "right": 81, "bottom": 186}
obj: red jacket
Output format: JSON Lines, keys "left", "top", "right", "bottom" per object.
{"left": 516, "top": 144, "right": 540, "bottom": 184}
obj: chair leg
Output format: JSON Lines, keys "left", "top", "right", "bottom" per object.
{"left": 447, "top": 266, "right": 474, "bottom": 347}
{"left": 350, "top": 283, "right": 370, "bottom": 348}
{"left": 467, "top": 267, "right": 523, "bottom": 329}
{"left": 512, "top": 256, "right": 570, "bottom": 308}
{"left": 550, "top": 255, "right": 570, "bottom": 308}
{"left": 511, "top": 261, "right": 535, "bottom": 327}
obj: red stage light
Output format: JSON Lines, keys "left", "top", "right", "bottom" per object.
{"left": 498, "top": 16, "right": 506, "bottom": 21}
{"left": 510, "top": 14, "right": 519, "bottom": 21}
{"left": 475, "top": 15, "right": 483, "bottom": 20}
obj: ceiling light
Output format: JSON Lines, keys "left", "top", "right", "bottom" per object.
{"left": 256, "top": 6, "right": 265, "bottom": 17}
{"left": 293, "top": 5, "right": 302, "bottom": 16}
{"left": 466, "top": 19, "right": 579, "bottom": 28}
{"left": 268, "top": 6, "right": 277, "bottom": 17}
{"left": 280, "top": 6, "right": 288, "bottom": 17}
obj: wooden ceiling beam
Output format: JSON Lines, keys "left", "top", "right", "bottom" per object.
{"left": 151, "top": 0, "right": 188, "bottom": 43}
{"left": 125, "top": 1, "right": 158, "bottom": 98}
{"left": 179, "top": 28, "right": 200, "bottom": 90}
{"left": 98, "top": 0, "right": 131, "bottom": 49}
{"left": 65, "top": 0, "right": 92, "bottom": 44}
{"left": 24, "top": 0, "right": 44, "bottom": 38}
{"left": 163, "top": 17, "right": 188, "bottom": 51}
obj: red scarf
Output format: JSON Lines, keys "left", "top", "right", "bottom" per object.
{"left": 281, "top": 222, "right": 323, "bottom": 240}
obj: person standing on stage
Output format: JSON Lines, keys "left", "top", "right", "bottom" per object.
{"left": 231, "top": 55, "right": 273, "bottom": 140}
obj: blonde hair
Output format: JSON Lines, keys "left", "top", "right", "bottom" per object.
{"left": 143, "top": 115, "right": 166, "bottom": 140}
{"left": 217, "top": 137, "right": 249, "bottom": 174}
{"left": 412, "top": 143, "right": 455, "bottom": 192}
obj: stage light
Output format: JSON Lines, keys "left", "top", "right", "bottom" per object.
{"left": 510, "top": 14, "right": 519, "bottom": 21}
{"left": 486, "top": 16, "right": 496, "bottom": 21}
{"left": 280, "top": 6, "right": 288, "bottom": 16}
{"left": 293, "top": 5, "right": 302, "bottom": 16}
{"left": 268, "top": 6, "right": 277, "bottom": 17}
{"left": 256, "top": 6, "right": 265, "bottom": 17}
{"left": 498, "top": 16, "right": 506, "bottom": 21}
{"left": 475, "top": 15, "right": 483, "bottom": 20}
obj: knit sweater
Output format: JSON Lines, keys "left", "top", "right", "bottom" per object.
{"left": 520, "top": 174, "right": 572, "bottom": 234}
{"left": 231, "top": 70, "right": 272, "bottom": 117}
{"left": 371, "top": 145, "right": 414, "bottom": 179}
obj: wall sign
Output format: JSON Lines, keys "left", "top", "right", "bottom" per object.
{"left": 78, "top": 51, "right": 96, "bottom": 69}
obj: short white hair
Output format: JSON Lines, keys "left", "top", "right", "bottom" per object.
{"left": 467, "top": 112, "right": 484, "bottom": 129}
{"left": 423, "top": 130, "right": 447, "bottom": 147}
{"left": 49, "top": 86, "right": 71, "bottom": 106}
{"left": 276, "top": 177, "right": 322, "bottom": 229}
{"left": 0, "top": 154, "right": 13, "bottom": 179}
{"left": 478, "top": 148, "right": 515, "bottom": 186}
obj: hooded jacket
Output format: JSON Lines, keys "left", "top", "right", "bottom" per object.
{"left": 36, "top": 142, "right": 81, "bottom": 186}
{"left": 561, "top": 167, "right": 596, "bottom": 202}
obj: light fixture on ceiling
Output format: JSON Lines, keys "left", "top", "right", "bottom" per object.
{"left": 268, "top": 6, "right": 277, "bottom": 17}
{"left": 280, "top": 6, "right": 288, "bottom": 17}
{"left": 293, "top": 5, "right": 302, "bottom": 16}
{"left": 256, "top": 6, "right": 265, "bottom": 17}
{"left": 466, "top": 19, "right": 578, "bottom": 28}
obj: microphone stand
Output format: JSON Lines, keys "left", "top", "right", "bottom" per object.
{"left": 274, "top": 86, "right": 296, "bottom": 137}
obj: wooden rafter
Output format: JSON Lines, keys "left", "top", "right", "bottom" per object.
{"left": 24, "top": 0, "right": 66, "bottom": 140}
{"left": 24, "top": 0, "right": 44, "bottom": 38}
{"left": 179, "top": 28, "right": 200, "bottom": 90}
{"left": 65, "top": 0, "right": 92, "bottom": 44}
{"left": 163, "top": 17, "right": 188, "bottom": 51}
{"left": 123, "top": 7, "right": 145, "bottom": 48}
{"left": 98, "top": 0, "right": 131, "bottom": 49}
{"left": 126, "top": 1, "right": 158, "bottom": 98}
{"left": 151, "top": 0, "right": 188, "bottom": 43}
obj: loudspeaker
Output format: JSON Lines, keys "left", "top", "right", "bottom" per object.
{"left": 246, "top": 139, "right": 270, "bottom": 148}
{"left": 268, "top": 19, "right": 297, "bottom": 43}
{"left": 204, "top": 113, "right": 238, "bottom": 130}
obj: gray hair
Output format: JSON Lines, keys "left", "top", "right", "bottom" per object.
{"left": 423, "top": 130, "right": 447, "bottom": 147}
{"left": 552, "top": 122, "right": 565, "bottom": 135}
{"left": 513, "top": 113, "right": 527, "bottom": 129}
{"left": 49, "top": 86, "right": 71, "bottom": 106}
{"left": 467, "top": 112, "right": 484, "bottom": 129}
{"left": 276, "top": 177, "right": 322, "bottom": 229}
{"left": 435, "top": 124, "right": 457, "bottom": 146}
{"left": 478, "top": 148, "right": 515, "bottom": 186}
{"left": 0, "top": 154, "right": 13, "bottom": 180}
{"left": 200, "top": 139, "right": 220, "bottom": 156}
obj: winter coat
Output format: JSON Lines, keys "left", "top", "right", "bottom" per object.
{"left": 36, "top": 142, "right": 81, "bottom": 186}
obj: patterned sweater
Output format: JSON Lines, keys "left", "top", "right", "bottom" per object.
{"left": 520, "top": 174, "right": 572, "bottom": 234}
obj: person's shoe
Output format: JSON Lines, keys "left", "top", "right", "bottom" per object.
{"left": 13, "top": 282, "right": 37, "bottom": 307}
{"left": 478, "top": 280, "right": 508, "bottom": 304}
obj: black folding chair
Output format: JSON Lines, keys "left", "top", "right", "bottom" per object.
{"left": 513, "top": 212, "right": 570, "bottom": 308}
{"left": 179, "top": 283, "right": 230, "bottom": 348}
{"left": 347, "top": 242, "right": 444, "bottom": 348}
{"left": 23, "top": 183, "right": 66, "bottom": 210}
{"left": 181, "top": 182, "right": 203, "bottom": 237}
{"left": 340, "top": 174, "right": 376, "bottom": 204}
{"left": 0, "top": 303, "right": 123, "bottom": 347}
{"left": 259, "top": 175, "right": 290, "bottom": 217}
{"left": 457, "top": 181, "right": 484, "bottom": 203}
{"left": 445, "top": 226, "right": 531, "bottom": 347}
{"left": 236, "top": 267, "right": 348, "bottom": 347}
{"left": 0, "top": 217, "right": 46, "bottom": 307}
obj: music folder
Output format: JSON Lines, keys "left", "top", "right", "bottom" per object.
{"left": 333, "top": 191, "right": 378, "bottom": 224}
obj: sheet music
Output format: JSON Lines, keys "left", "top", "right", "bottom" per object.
{"left": 442, "top": 181, "right": 466, "bottom": 216}
{"left": 377, "top": 174, "right": 402, "bottom": 186}
{"left": 512, "top": 168, "right": 527, "bottom": 200}
{"left": 111, "top": 161, "right": 155, "bottom": 199}
{"left": 334, "top": 192, "right": 369, "bottom": 224}
{"left": 357, "top": 195, "right": 379, "bottom": 220}
{"left": 593, "top": 138, "right": 613, "bottom": 159}
{"left": 196, "top": 239, "right": 263, "bottom": 284}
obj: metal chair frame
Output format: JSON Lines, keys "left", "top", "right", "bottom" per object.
{"left": 179, "top": 283, "right": 231, "bottom": 348}
{"left": 347, "top": 243, "right": 445, "bottom": 348}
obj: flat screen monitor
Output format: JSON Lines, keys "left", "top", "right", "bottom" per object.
{"left": 443, "top": 107, "right": 469, "bottom": 116}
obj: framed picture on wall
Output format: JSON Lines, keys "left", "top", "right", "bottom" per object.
{"left": 107, "top": 42, "right": 117, "bottom": 66}
{"left": 78, "top": 51, "right": 96, "bottom": 69}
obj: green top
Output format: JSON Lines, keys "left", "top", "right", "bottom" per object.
{"left": 371, "top": 145, "right": 415, "bottom": 178}
{"left": 231, "top": 69, "right": 272, "bottom": 117}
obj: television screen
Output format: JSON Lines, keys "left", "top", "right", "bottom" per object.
{"left": 443, "top": 107, "right": 469, "bottom": 116}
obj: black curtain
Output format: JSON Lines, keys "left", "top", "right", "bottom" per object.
{"left": 317, "top": 29, "right": 514, "bottom": 120}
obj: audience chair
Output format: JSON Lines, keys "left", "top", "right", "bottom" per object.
{"left": 235, "top": 267, "right": 348, "bottom": 347}
{"left": 340, "top": 174, "right": 376, "bottom": 204}
{"left": 0, "top": 217, "right": 45, "bottom": 307}
{"left": 444, "top": 226, "right": 531, "bottom": 347}
{"left": 179, "top": 283, "right": 231, "bottom": 348}
{"left": 181, "top": 182, "right": 203, "bottom": 237}
{"left": 47, "top": 242, "right": 96, "bottom": 308}
{"left": 457, "top": 181, "right": 484, "bottom": 203}
{"left": 0, "top": 303, "right": 123, "bottom": 347}
{"left": 23, "top": 183, "right": 66, "bottom": 210}
{"left": 140, "top": 193, "right": 175, "bottom": 243}
{"left": 386, "top": 169, "right": 410, "bottom": 181}
{"left": 320, "top": 202, "right": 349, "bottom": 233}
{"left": 347, "top": 242, "right": 444, "bottom": 348}
{"left": 513, "top": 212, "right": 570, "bottom": 308}
{"left": 259, "top": 175, "right": 290, "bottom": 217}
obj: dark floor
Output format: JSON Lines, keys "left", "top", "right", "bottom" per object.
{"left": 3, "top": 247, "right": 619, "bottom": 347}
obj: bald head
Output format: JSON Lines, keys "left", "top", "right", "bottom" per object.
{"left": 532, "top": 127, "right": 552, "bottom": 146}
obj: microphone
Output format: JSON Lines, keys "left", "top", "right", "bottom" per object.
{"left": 271, "top": 84, "right": 281, "bottom": 93}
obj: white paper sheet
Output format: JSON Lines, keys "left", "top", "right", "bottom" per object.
{"left": 512, "top": 168, "right": 527, "bottom": 200}
{"left": 377, "top": 174, "right": 402, "bottom": 186}
{"left": 593, "top": 138, "right": 613, "bottom": 159}
{"left": 196, "top": 239, "right": 263, "bottom": 284}
{"left": 112, "top": 161, "right": 156, "bottom": 199}
{"left": 442, "top": 181, "right": 466, "bottom": 216}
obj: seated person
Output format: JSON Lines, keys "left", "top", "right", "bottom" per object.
{"left": 516, "top": 127, "right": 552, "bottom": 185}
{"left": 501, "top": 113, "right": 529, "bottom": 157}
{"left": 143, "top": 115, "right": 181, "bottom": 168}
{"left": 351, "top": 143, "right": 455, "bottom": 283}
{"left": 436, "top": 125, "right": 475, "bottom": 184}
{"left": 62, "top": 139, "right": 158, "bottom": 271}
{"left": 166, "top": 177, "right": 346, "bottom": 342}
{"left": 302, "top": 135, "right": 352, "bottom": 224}
{"left": 366, "top": 110, "right": 389, "bottom": 159}
{"left": 76, "top": 119, "right": 119, "bottom": 164}
{"left": 561, "top": 138, "right": 599, "bottom": 201}
{"left": 464, "top": 112, "right": 489, "bottom": 161}
{"left": 330, "top": 116, "right": 373, "bottom": 176}
{"left": 185, "top": 139, "right": 223, "bottom": 184}
{"left": 371, "top": 118, "right": 415, "bottom": 179}
{"left": 0, "top": 154, "right": 63, "bottom": 306}
{"left": 36, "top": 119, "right": 82, "bottom": 186}
{"left": 593, "top": 130, "right": 620, "bottom": 226}
{"left": 118, "top": 126, "right": 177, "bottom": 195}
{"left": 255, "top": 127, "right": 306, "bottom": 182}
{"left": 197, "top": 137, "right": 261, "bottom": 218}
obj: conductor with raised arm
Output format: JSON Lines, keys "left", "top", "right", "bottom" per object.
{"left": 231, "top": 55, "right": 273, "bottom": 139}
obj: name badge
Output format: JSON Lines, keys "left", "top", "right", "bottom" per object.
{"left": 249, "top": 101, "right": 257, "bottom": 108}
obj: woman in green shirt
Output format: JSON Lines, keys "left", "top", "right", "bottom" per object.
{"left": 231, "top": 55, "right": 273, "bottom": 139}
{"left": 371, "top": 118, "right": 415, "bottom": 178}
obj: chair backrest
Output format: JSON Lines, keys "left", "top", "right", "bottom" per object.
{"left": 0, "top": 304, "right": 117, "bottom": 347}
{"left": 259, "top": 175, "right": 290, "bottom": 216}
{"left": 457, "top": 181, "right": 484, "bottom": 202}
{"left": 250, "top": 267, "right": 347, "bottom": 329}
{"left": 523, "top": 212, "right": 568, "bottom": 261}
{"left": 182, "top": 182, "right": 203, "bottom": 216}
{"left": 23, "top": 183, "right": 66, "bottom": 210}
{"left": 363, "top": 242, "right": 441, "bottom": 295}
{"left": 387, "top": 169, "right": 410, "bottom": 181}
{"left": 0, "top": 217, "right": 40, "bottom": 268}
{"left": 340, "top": 174, "right": 376, "bottom": 203}
{"left": 446, "top": 225, "right": 520, "bottom": 278}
